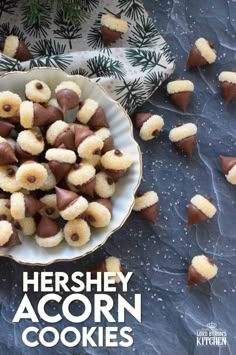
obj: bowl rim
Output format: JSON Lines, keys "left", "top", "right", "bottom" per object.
{"left": 0, "top": 67, "right": 142, "bottom": 266}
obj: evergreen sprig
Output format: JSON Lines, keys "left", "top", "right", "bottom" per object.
{"left": 81, "top": 0, "right": 99, "bottom": 13}
{"left": 0, "top": 0, "right": 19, "bottom": 17}
{"left": 0, "top": 23, "right": 30, "bottom": 46}
{"left": 0, "top": 54, "right": 24, "bottom": 72}
{"left": 115, "top": 78, "right": 146, "bottom": 113}
{"left": 87, "top": 12, "right": 104, "bottom": 49}
{"left": 22, "top": 0, "right": 52, "bottom": 38}
{"left": 31, "top": 39, "right": 66, "bottom": 57}
{"left": 160, "top": 41, "right": 175, "bottom": 65}
{"left": 29, "top": 54, "right": 72, "bottom": 71}
{"left": 87, "top": 54, "right": 126, "bottom": 80}
{"left": 54, "top": 9, "right": 82, "bottom": 50}
{"left": 144, "top": 71, "right": 169, "bottom": 96}
{"left": 71, "top": 68, "right": 89, "bottom": 77}
{"left": 128, "top": 16, "right": 161, "bottom": 48}
{"left": 118, "top": 0, "right": 144, "bottom": 21}
{"left": 54, "top": 0, "right": 84, "bottom": 27}
{"left": 126, "top": 48, "right": 166, "bottom": 72}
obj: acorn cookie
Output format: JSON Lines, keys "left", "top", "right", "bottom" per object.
{"left": 35, "top": 216, "right": 64, "bottom": 248}
{"left": 25, "top": 80, "right": 51, "bottom": 103}
{"left": 92, "top": 256, "right": 123, "bottom": 283}
{"left": 77, "top": 99, "right": 109, "bottom": 128}
{"left": 167, "top": 79, "right": 194, "bottom": 112}
{"left": 0, "top": 137, "right": 18, "bottom": 165}
{"left": 10, "top": 192, "right": 44, "bottom": 220}
{"left": 75, "top": 127, "right": 104, "bottom": 160}
{"left": 219, "top": 155, "right": 236, "bottom": 185}
{"left": 15, "top": 161, "right": 48, "bottom": 190}
{"left": 219, "top": 70, "right": 236, "bottom": 104}
{"left": 187, "top": 194, "right": 217, "bottom": 225}
{"left": 55, "top": 186, "right": 88, "bottom": 221}
{"left": 186, "top": 38, "right": 217, "bottom": 67}
{"left": 135, "top": 113, "right": 164, "bottom": 141}
{"left": 85, "top": 199, "right": 112, "bottom": 227}
{"left": 101, "top": 14, "right": 128, "bottom": 46}
{"left": 133, "top": 191, "right": 159, "bottom": 224}
{"left": 40, "top": 163, "right": 57, "bottom": 191}
{"left": 95, "top": 128, "right": 113, "bottom": 153}
{"left": 0, "top": 193, "right": 12, "bottom": 221}
{"left": 39, "top": 194, "right": 60, "bottom": 219}
{"left": 16, "top": 128, "right": 44, "bottom": 161}
{"left": 20, "top": 101, "right": 55, "bottom": 128}
{"left": 13, "top": 217, "right": 36, "bottom": 236}
{"left": 0, "top": 120, "right": 14, "bottom": 137}
{"left": 0, "top": 165, "right": 21, "bottom": 193}
{"left": 0, "top": 91, "right": 21, "bottom": 118}
{"left": 187, "top": 255, "right": 218, "bottom": 286}
{"left": 64, "top": 218, "right": 91, "bottom": 247}
{"left": 0, "top": 220, "right": 21, "bottom": 248}
{"left": 169, "top": 123, "right": 197, "bottom": 156}
{"left": 67, "top": 163, "right": 96, "bottom": 198}
{"left": 55, "top": 81, "right": 81, "bottom": 113}
{"left": 100, "top": 149, "right": 133, "bottom": 181}
{"left": 2, "top": 35, "right": 32, "bottom": 62}
{"left": 45, "top": 146, "right": 76, "bottom": 183}
{"left": 46, "top": 99, "right": 64, "bottom": 122}
{"left": 94, "top": 171, "right": 116, "bottom": 198}
{"left": 46, "top": 121, "right": 75, "bottom": 150}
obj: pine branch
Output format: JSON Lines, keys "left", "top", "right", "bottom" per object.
{"left": 0, "top": 23, "right": 30, "bottom": 47}
{"left": 31, "top": 39, "right": 66, "bottom": 57}
{"left": 128, "top": 16, "right": 161, "bottom": 48}
{"left": 87, "top": 54, "right": 126, "bottom": 80}
{"left": 0, "top": 54, "right": 24, "bottom": 71}
{"left": 29, "top": 54, "right": 72, "bottom": 71}
{"left": 54, "top": 9, "right": 82, "bottom": 50}
{"left": 115, "top": 78, "right": 146, "bottom": 113}
{"left": 55, "top": 0, "right": 86, "bottom": 27}
{"left": 144, "top": 71, "right": 169, "bottom": 96}
{"left": 126, "top": 49, "right": 166, "bottom": 73}
{"left": 87, "top": 12, "right": 104, "bottom": 49}
{"left": 0, "top": 0, "right": 19, "bottom": 17}
{"left": 81, "top": 0, "right": 99, "bottom": 13}
{"left": 71, "top": 68, "right": 89, "bottom": 77}
{"left": 21, "top": 0, "right": 52, "bottom": 38}
{"left": 117, "top": 0, "right": 144, "bottom": 21}
{"left": 160, "top": 42, "right": 175, "bottom": 65}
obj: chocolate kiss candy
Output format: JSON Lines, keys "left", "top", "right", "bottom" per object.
{"left": 15, "top": 40, "right": 33, "bottom": 62}
{"left": 0, "top": 142, "right": 18, "bottom": 165}
{"left": 0, "top": 120, "right": 14, "bottom": 137}
{"left": 89, "top": 107, "right": 109, "bottom": 129}
{"left": 3, "top": 227, "right": 21, "bottom": 247}
{"left": 175, "top": 135, "right": 196, "bottom": 156}
{"left": 105, "top": 169, "right": 126, "bottom": 181}
{"left": 186, "top": 45, "right": 208, "bottom": 68}
{"left": 96, "top": 198, "right": 112, "bottom": 213}
{"left": 102, "top": 136, "right": 113, "bottom": 154}
{"left": 135, "top": 113, "right": 153, "bottom": 129}
{"left": 56, "top": 89, "right": 79, "bottom": 113}
{"left": 219, "top": 155, "right": 236, "bottom": 175}
{"left": 46, "top": 105, "right": 64, "bottom": 123}
{"left": 91, "top": 260, "right": 107, "bottom": 273}
{"left": 36, "top": 216, "right": 60, "bottom": 238}
{"left": 49, "top": 160, "right": 71, "bottom": 183}
{"left": 54, "top": 128, "right": 75, "bottom": 151}
{"left": 220, "top": 82, "right": 236, "bottom": 104}
{"left": 55, "top": 186, "right": 78, "bottom": 211}
{"left": 101, "top": 26, "right": 122, "bottom": 46}
{"left": 24, "top": 194, "right": 45, "bottom": 217}
{"left": 80, "top": 176, "right": 96, "bottom": 198}
{"left": 187, "top": 203, "right": 208, "bottom": 225}
{"left": 139, "top": 202, "right": 158, "bottom": 224}
{"left": 187, "top": 264, "right": 207, "bottom": 286}
{"left": 170, "top": 92, "right": 193, "bottom": 112}
{"left": 74, "top": 127, "right": 94, "bottom": 148}
{"left": 33, "top": 103, "right": 55, "bottom": 126}
{"left": 15, "top": 142, "right": 33, "bottom": 162}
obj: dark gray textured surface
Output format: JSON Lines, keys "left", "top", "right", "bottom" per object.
{"left": 0, "top": 0, "right": 236, "bottom": 354}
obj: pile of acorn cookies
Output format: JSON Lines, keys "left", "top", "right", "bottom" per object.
{"left": 132, "top": 37, "right": 236, "bottom": 286}
{"left": 0, "top": 79, "right": 134, "bottom": 249}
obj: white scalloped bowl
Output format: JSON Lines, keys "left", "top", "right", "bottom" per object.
{"left": 0, "top": 68, "right": 142, "bottom": 265}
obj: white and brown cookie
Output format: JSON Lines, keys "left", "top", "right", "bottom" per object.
{"left": 94, "top": 171, "right": 116, "bottom": 198}
{"left": 135, "top": 113, "right": 164, "bottom": 141}
{"left": 46, "top": 121, "right": 75, "bottom": 150}
{"left": 187, "top": 255, "right": 218, "bottom": 286}
{"left": 0, "top": 91, "right": 21, "bottom": 118}
{"left": 13, "top": 217, "right": 36, "bottom": 236}
{"left": 219, "top": 155, "right": 236, "bottom": 185}
{"left": 20, "top": 101, "right": 55, "bottom": 128}
{"left": 0, "top": 137, "right": 18, "bottom": 165}
{"left": 77, "top": 99, "right": 109, "bottom": 128}
{"left": 85, "top": 199, "right": 112, "bottom": 227}
{"left": 95, "top": 128, "right": 113, "bottom": 153}
{"left": 218, "top": 70, "right": 236, "bottom": 104}
{"left": 169, "top": 123, "right": 197, "bottom": 156}
{"left": 2, "top": 35, "right": 32, "bottom": 61}
{"left": 187, "top": 194, "right": 217, "bottom": 225}
{"left": 15, "top": 161, "right": 48, "bottom": 190}
{"left": 133, "top": 191, "right": 159, "bottom": 224}
{"left": 25, "top": 80, "right": 51, "bottom": 103}
{"left": 45, "top": 146, "right": 76, "bottom": 183}
{"left": 75, "top": 127, "right": 104, "bottom": 160}
{"left": 100, "top": 149, "right": 133, "bottom": 181}
{"left": 67, "top": 163, "right": 96, "bottom": 198}
{"left": 35, "top": 216, "right": 64, "bottom": 248}
{"left": 64, "top": 218, "right": 91, "bottom": 247}
{"left": 55, "top": 81, "right": 81, "bottom": 113}
{"left": 101, "top": 14, "right": 128, "bottom": 45}
{"left": 0, "top": 220, "right": 21, "bottom": 248}
{"left": 39, "top": 194, "right": 60, "bottom": 219}
{"left": 10, "top": 192, "right": 44, "bottom": 219}
{"left": 92, "top": 256, "right": 123, "bottom": 283}
{"left": 187, "top": 38, "right": 217, "bottom": 67}
{"left": 0, "top": 165, "right": 21, "bottom": 193}
{"left": 16, "top": 128, "right": 44, "bottom": 161}
{"left": 0, "top": 193, "right": 12, "bottom": 221}
{"left": 167, "top": 79, "right": 194, "bottom": 112}
{"left": 55, "top": 186, "right": 88, "bottom": 221}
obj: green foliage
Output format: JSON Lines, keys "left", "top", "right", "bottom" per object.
{"left": 87, "top": 12, "right": 104, "bottom": 49}
{"left": 160, "top": 41, "right": 175, "bottom": 65}
{"left": 87, "top": 54, "right": 126, "bottom": 80}
{"left": 144, "top": 71, "right": 169, "bottom": 96}
{"left": 126, "top": 49, "right": 166, "bottom": 72}
{"left": 128, "top": 16, "right": 161, "bottom": 48}
{"left": 0, "top": 23, "right": 30, "bottom": 46}
{"left": 118, "top": 0, "right": 144, "bottom": 20}
{"left": 21, "top": 0, "right": 52, "bottom": 38}
{"left": 0, "top": 54, "right": 24, "bottom": 71}
{"left": 81, "top": 0, "right": 99, "bottom": 13}
{"left": 0, "top": 0, "right": 19, "bottom": 17}
{"left": 31, "top": 39, "right": 66, "bottom": 57}
{"left": 54, "top": 9, "right": 82, "bottom": 49}
{"left": 54, "top": 0, "right": 85, "bottom": 27}
{"left": 71, "top": 68, "right": 89, "bottom": 77}
{"left": 115, "top": 78, "right": 146, "bottom": 113}
{"left": 29, "top": 54, "right": 72, "bottom": 71}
